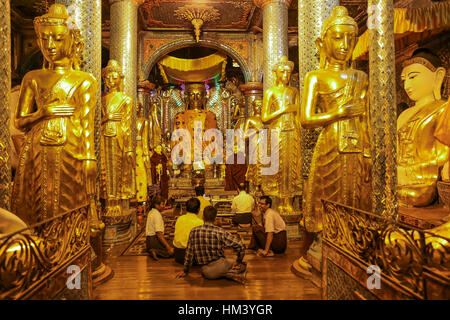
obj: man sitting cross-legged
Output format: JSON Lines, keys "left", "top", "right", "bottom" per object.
{"left": 248, "top": 196, "right": 287, "bottom": 257}
{"left": 146, "top": 196, "right": 175, "bottom": 260}
{"left": 175, "top": 206, "right": 248, "bottom": 284}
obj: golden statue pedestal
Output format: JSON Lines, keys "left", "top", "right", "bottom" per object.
{"left": 102, "top": 205, "right": 137, "bottom": 246}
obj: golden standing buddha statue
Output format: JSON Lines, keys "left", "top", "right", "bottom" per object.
{"left": 244, "top": 99, "right": 264, "bottom": 189}
{"left": 149, "top": 100, "right": 162, "bottom": 150}
{"left": 135, "top": 103, "right": 151, "bottom": 203}
{"left": 11, "top": 4, "right": 97, "bottom": 225}
{"left": 300, "top": 6, "right": 371, "bottom": 234}
{"left": 100, "top": 60, "right": 134, "bottom": 216}
{"left": 261, "top": 56, "right": 301, "bottom": 214}
{"left": 397, "top": 49, "right": 448, "bottom": 207}
{"left": 173, "top": 83, "right": 218, "bottom": 176}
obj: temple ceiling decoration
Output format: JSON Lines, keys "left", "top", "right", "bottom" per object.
{"left": 139, "top": 0, "right": 256, "bottom": 31}
{"left": 157, "top": 52, "right": 228, "bottom": 84}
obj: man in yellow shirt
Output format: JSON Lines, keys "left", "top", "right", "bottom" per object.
{"left": 173, "top": 198, "right": 204, "bottom": 264}
{"left": 195, "top": 185, "right": 212, "bottom": 220}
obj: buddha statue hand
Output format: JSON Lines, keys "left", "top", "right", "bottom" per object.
{"left": 126, "top": 151, "right": 134, "bottom": 165}
{"left": 84, "top": 159, "right": 97, "bottom": 196}
{"left": 40, "top": 103, "right": 76, "bottom": 119}
{"left": 107, "top": 112, "right": 122, "bottom": 121}
{"left": 337, "top": 101, "right": 365, "bottom": 119}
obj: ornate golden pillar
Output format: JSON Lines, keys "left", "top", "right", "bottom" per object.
{"left": 137, "top": 78, "right": 155, "bottom": 119}
{"left": 239, "top": 82, "right": 264, "bottom": 118}
{"left": 0, "top": 0, "right": 11, "bottom": 210}
{"left": 254, "top": 0, "right": 290, "bottom": 92}
{"left": 109, "top": 0, "right": 143, "bottom": 155}
{"left": 55, "top": 0, "right": 103, "bottom": 184}
{"left": 368, "top": 0, "right": 398, "bottom": 219}
{"left": 297, "top": 0, "right": 339, "bottom": 196}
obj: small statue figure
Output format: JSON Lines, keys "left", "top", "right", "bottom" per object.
{"left": 149, "top": 100, "right": 162, "bottom": 150}
{"left": 244, "top": 99, "right": 264, "bottom": 189}
{"left": 11, "top": 4, "right": 97, "bottom": 225}
{"left": 136, "top": 103, "right": 151, "bottom": 203}
{"left": 100, "top": 60, "right": 134, "bottom": 216}
{"left": 397, "top": 48, "right": 449, "bottom": 206}
{"left": 151, "top": 145, "right": 169, "bottom": 200}
{"left": 300, "top": 6, "right": 371, "bottom": 234}
{"left": 261, "top": 55, "right": 302, "bottom": 214}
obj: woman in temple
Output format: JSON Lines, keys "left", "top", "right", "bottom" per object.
{"left": 11, "top": 4, "right": 97, "bottom": 225}
{"left": 299, "top": 6, "right": 372, "bottom": 257}
{"left": 397, "top": 48, "right": 448, "bottom": 206}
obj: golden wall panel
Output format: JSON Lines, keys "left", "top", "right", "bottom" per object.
{"left": 0, "top": 0, "right": 11, "bottom": 210}
{"left": 368, "top": 0, "right": 398, "bottom": 219}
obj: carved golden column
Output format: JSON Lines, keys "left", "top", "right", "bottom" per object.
{"left": 368, "top": 0, "right": 398, "bottom": 219}
{"left": 297, "top": 0, "right": 338, "bottom": 196}
{"left": 137, "top": 78, "right": 155, "bottom": 119}
{"left": 55, "top": 0, "right": 103, "bottom": 185}
{"left": 109, "top": 0, "right": 144, "bottom": 159}
{"left": 239, "top": 82, "right": 264, "bottom": 118}
{"left": 254, "top": 0, "right": 290, "bottom": 92}
{"left": 0, "top": 0, "right": 11, "bottom": 210}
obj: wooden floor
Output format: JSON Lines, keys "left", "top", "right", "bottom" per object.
{"left": 93, "top": 240, "right": 322, "bottom": 300}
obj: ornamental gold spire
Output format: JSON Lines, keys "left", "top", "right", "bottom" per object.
{"left": 174, "top": 4, "right": 220, "bottom": 42}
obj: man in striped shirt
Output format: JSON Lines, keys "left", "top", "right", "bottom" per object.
{"left": 176, "top": 206, "right": 247, "bottom": 284}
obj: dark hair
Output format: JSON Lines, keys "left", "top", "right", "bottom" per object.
{"left": 238, "top": 183, "right": 246, "bottom": 191}
{"left": 186, "top": 197, "right": 201, "bottom": 214}
{"left": 260, "top": 196, "right": 272, "bottom": 208}
{"left": 195, "top": 185, "right": 205, "bottom": 196}
{"left": 150, "top": 195, "right": 164, "bottom": 209}
{"left": 411, "top": 48, "right": 443, "bottom": 68}
{"left": 203, "top": 206, "right": 217, "bottom": 222}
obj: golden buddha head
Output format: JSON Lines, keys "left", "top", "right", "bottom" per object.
{"left": 272, "top": 56, "right": 294, "bottom": 86}
{"left": 185, "top": 83, "right": 207, "bottom": 109}
{"left": 155, "top": 145, "right": 162, "bottom": 155}
{"left": 34, "top": 4, "right": 83, "bottom": 69}
{"left": 316, "top": 6, "right": 358, "bottom": 66}
{"left": 102, "top": 60, "right": 124, "bottom": 92}
{"left": 401, "top": 48, "right": 446, "bottom": 102}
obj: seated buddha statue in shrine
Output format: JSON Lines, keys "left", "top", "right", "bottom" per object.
{"left": 172, "top": 82, "right": 218, "bottom": 178}
{"left": 397, "top": 49, "right": 449, "bottom": 207}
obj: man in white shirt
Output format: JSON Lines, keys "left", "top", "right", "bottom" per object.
{"left": 146, "top": 196, "right": 174, "bottom": 260}
{"left": 248, "top": 196, "right": 287, "bottom": 257}
{"left": 231, "top": 183, "right": 255, "bottom": 226}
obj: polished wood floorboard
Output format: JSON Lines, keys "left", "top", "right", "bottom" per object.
{"left": 93, "top": 240, "right": 322, "bottom": 300}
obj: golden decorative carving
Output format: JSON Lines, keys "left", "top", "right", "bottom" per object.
{"left": 323, "top": 200, "right": 450, "bottom": 298}
{"left": 100, "top": 60, "right": 134, "bottom": 216}
{"left": 261, "top": 56, "right": 301, "bottom": 214}
{"left": 174, "top": 4, "right": 220, "bottom": 42}
{"left": 11, "top": 4, "right": 97, "bottom": 226}
{"left": 300, "top": 6, "right": 372, "bottom": 233}
{"left": 0, "top": 205, "right": 89, "bottom": 300}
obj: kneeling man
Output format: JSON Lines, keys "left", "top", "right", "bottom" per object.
{"left": 176, "top": 206, "right": 247, "bottom": 284}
